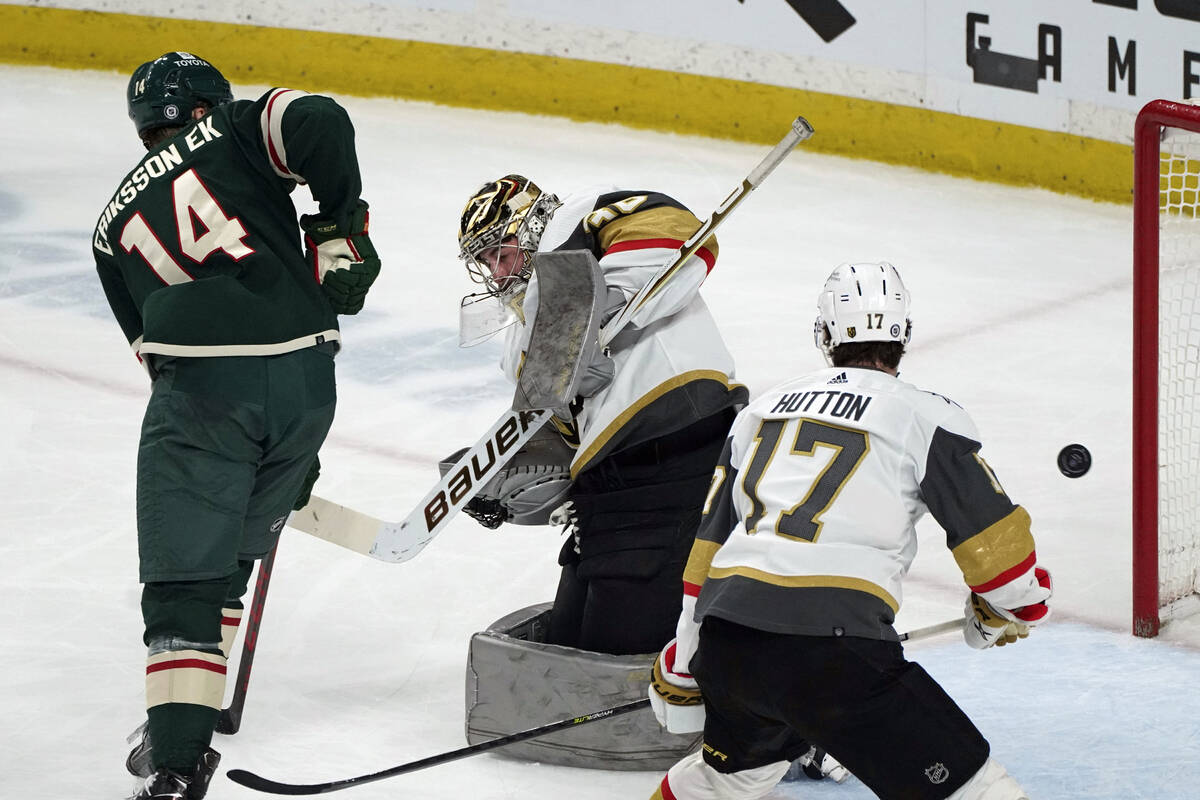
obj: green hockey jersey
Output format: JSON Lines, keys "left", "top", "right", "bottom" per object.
{"left": 93, "top": 88, "right": 363, "bottom": 360}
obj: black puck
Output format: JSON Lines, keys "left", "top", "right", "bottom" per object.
{"left": 1057, "top": 444, "right": 1092, "bottom": 478}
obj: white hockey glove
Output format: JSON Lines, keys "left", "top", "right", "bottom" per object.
{"left": 649, "top": 638, "right": 705, "bottom": 734}
{"left": 964, "top": 567, "right": 1052, "bottom": 650}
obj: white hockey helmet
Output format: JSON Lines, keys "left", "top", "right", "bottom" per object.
{"left": 814, "top": 261, "right": 912, "bottom": 363}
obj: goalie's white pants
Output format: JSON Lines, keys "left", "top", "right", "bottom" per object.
{"left": 652, "top": 753, "right": 1026, "bottom": 800}
{"left": 651, "top": 751, "right": 789, "bottom": 800}
{"left": 945, "top": 758, "right": 1030, "bottom": 800}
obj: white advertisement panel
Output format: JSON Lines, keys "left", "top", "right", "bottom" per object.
{"left": 11, "top": 0, "right": 1200, "bottom": 142}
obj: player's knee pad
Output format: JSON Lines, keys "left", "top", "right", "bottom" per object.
{"left": 662, "top": 751, "right": 790, "bottom": 800}
{"left": 465, "top": 603, "right": 701, "bottom": 770}
{"left": 945, "top": 758, "right": 1030, "bottom": 800}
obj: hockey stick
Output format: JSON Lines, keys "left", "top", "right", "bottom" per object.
{"left": 215, "top": 540, "right": 280, "bottom": 735}
{"left": 224, "top": 619, "right": 955, "bottom": 795}
{"left": 592, "top": 115, "right": 813, "bottom": 354}
{"left": 226, "top": 698, "right": 651, "bottom": 795}
{"left": 287, "top": 115, "right": 815, "bottom": 563}
{"left": 286, "top": 408, "right": 552, "bottom": 562}
{"left": 898, "top": 617, "right": 963, "bottom": 643}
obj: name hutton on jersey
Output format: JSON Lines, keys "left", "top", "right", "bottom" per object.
{"left": 769, "top": 390, "right": 872, "bottom": 421}
{"left": 93, "top": 117, "right": 224, "bottom": 255}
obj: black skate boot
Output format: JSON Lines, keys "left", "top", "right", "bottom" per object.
{"left": 130, "top": 747, "right": 221, "bottom": 800}
{"left": 133, "top": 768, "right": 191, "bottom": 800}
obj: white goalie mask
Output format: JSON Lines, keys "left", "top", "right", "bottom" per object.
{"left": 813, "top": 261, "right": 912, "bottom": 365}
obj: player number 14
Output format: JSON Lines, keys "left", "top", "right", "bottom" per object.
{"left": 118, "top": 168, "right": 254, "bottom": 284}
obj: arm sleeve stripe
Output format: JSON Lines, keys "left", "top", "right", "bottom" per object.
{"left": 682, "top": 539, "right": 723, "bottom": 590}
{"left": 604, "top": 237, "right": 717, "bottom": 273}
{"left": 683, "top": 580, "right": 702, "bottom": 598}
{"left": 969, "top": 550, "right": 1037, "bottom": 594}
{"left": 259, "top": 88, "right": 307, "bottom": 183}
{"left": 950, "top": 506, "right": 1037, "bottom": 589}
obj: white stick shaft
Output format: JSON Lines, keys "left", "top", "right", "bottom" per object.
{"left": 899, "top": 618, "right": 963, "bottom": 643}
{"left": 287, "top": 408, "right": 553, "bottom": 562}
{"left": 598, "top": 116, "right": 814, "bottom": 348}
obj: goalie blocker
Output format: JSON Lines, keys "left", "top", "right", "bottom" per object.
{"left": 439, "top": 423, "right": 574, "bottom": 528}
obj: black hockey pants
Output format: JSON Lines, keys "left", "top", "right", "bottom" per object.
{"left": 547, "top": 409, "right": 733, "bottom": 655}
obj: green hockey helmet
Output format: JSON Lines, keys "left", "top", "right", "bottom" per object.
{"left": 127, "top": 52, "right": 233, "bottom": 137}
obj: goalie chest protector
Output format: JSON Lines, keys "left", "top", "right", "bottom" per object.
{"left": 465, "top": 603, "right": 701, "bottom": 769}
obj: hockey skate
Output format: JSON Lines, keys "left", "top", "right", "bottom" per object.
{"left": 125, "top": 722, "right": 152, "bottom": 778}
{"left": 783, "top": 745, "right": 850, "bottom": 783}
{"left": 129, "top": 746, "right": 220, "bottom": 800}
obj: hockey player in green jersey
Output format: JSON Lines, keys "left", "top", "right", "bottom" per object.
{"left": 94, "top": 52, "right": 381, "bottom": 800}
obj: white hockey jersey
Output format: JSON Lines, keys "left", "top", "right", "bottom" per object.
{"left": 683, "top": 366, "right": 1045, "bottom": 641}
{"left": 501, "top": 187, "right": 746, "bottom": 477}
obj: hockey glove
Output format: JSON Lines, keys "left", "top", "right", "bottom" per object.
{"left": 964, "top": 565, "right": 1052, "bottom": 649}
{"left": 301, "top": 200, "right": 381, "bottom": 315}
{"left": 649, "top": 639, "right": 705, "bottom": 734}
{"left": 292, "top": 455, "right": 320, "bottom": 511}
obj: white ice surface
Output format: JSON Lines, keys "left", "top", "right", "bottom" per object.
{"left": 1, "top": 64, "right": 1198, "bottom": 798}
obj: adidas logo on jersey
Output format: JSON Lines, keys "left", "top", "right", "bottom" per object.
{"left": 827, "top": 372, "right": 848, "bottom": 384}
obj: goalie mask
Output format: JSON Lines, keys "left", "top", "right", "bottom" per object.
{"left": 814, "top": 261, "right": 912, "bottom": 364}
{"left": 127, "top": 52, "right": 233, "bottom": 141}
{"left": 457, "top": 175, "right": 561, "bottom": 297}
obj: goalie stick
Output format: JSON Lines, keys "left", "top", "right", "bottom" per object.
{"left": 223, "top": 617, "right": 959, "bottom": 795}
{"left": 288, "top": 115, "right": 815, "bottom": 563}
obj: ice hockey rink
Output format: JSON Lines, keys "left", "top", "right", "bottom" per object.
{"left": 3, "top": 62, "right": 1199, "bottom": 798}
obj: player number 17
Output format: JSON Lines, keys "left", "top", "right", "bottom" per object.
{"left": 741, "top": 417, "right": 870, "bottom": 541}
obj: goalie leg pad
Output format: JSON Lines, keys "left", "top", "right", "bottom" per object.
{"left": 465, "top": 603, "right": 701, "bottom": 770}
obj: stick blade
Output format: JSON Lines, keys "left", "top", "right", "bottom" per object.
{"left": 226, "top": 769, "right": 327, "bottom": 795}
{"left": 287, "top": 496, "right": 385, "bottom": 556}
{"left": 514, "top": 250, "right": 605, "bottom": 411}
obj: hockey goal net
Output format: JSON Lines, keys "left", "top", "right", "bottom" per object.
{"left": 1133, "top": 99, "right": 1200, "bottom": 637}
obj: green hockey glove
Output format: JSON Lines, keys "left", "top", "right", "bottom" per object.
{"left": 301, "top": 200, "right": 381, "bottom": 314}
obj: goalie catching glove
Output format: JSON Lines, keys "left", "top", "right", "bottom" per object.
{"left": 964, "top": 566, "right": 1053, "bottom": 649}
{"left": 649, "top": 638, "right": 705, "bottom": 734}
{"left": 301, "top": 199, "right": 380, "bottom": 314}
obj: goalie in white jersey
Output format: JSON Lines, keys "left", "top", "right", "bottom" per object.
{"left": 454, "top": 175, "right": 745, "bottom": 656}
{"left": 648, "top": 262, "right": 1053, "bottom": 800}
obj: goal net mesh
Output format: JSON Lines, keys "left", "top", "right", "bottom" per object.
{"left": 1157, "top": 120, "right": 1200, "bottom": 619}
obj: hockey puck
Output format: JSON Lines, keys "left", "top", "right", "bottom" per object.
{"left": 1057, "top": 444, "right": 1092, "bottom": 478}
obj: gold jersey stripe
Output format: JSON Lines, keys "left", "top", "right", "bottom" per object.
{"left": 596, "top": 206, "right": 719, "bottom": 262}
{"left": 570, "top": 370, "right": 735, "bottom": 478}
{"left": 705, "top": 566, "right": 900, "bottom": 613}
{"left": 683, "top": 539, "right": 723, "bottom": 589}
{"left": 951, "top": 506, "right": 1036, "bottom": 589}
{"left": 145, "top": 649, "right": 227, "bottom": 710}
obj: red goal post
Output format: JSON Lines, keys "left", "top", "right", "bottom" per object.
{"left": 1133, "top": 99, "right": 1200, "bottom": 637}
